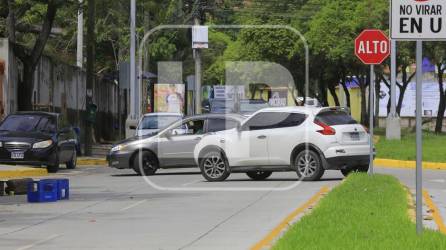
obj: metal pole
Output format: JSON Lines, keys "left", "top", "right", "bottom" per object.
{"left": 130, "top": 0, "right": 136, "bottom": 119}
{"left": 369, "top": 65, "right": 374, "bottom": 175}
{"left": 194, "top": 18, "right": 202, "bottom": 115}
{"left": 390, "top": 40, "right": 396, "bottom": 116}
{"left": 415, "top": 40, "right": 423, "bottom": 234}
{"left": 76, "top": 0, "right": 83, "bottom": 68}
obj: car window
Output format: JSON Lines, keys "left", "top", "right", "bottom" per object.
{"left": 0, "top": 115, "right": 56, "bottom": 133}
{"left": 242, "top": 112, "right": 307, "bottom": 131}
{"left": 170, "top": 119, "right": 205, "bottom": 136}
{"left": 207, "top": 118, "right": 239, "bottom": 133}
{"left": 139, "top": 115, "right": 182, "bottom": 130}
{"left": 315, "top": 111, "right": 357, "bottom": 125}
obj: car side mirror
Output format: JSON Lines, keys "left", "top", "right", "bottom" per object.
{"left": 236, "top": 123, "right": 242, "bottom": 132}
{"left": 59, "top": 127, "right": 72, "bottom": 134}
{"left": 164, "top": 130, "right": 172, "bottom": 139}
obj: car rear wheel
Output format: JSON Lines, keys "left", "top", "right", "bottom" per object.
{"left": 246, "top": 171, "right": 272, "bottom": 181}
{"left": 199, "top": 150, "right": 230, "bottom": 182}
{"left": 294, "top": 150, "right": 324, "bottom": 181}
{"left": 341, "top": 165, "right": 369, "bottom": 177}
{"left": 133, "top": 151, "right": 158, "bottom": 176}
{"left": 66, "top": 150, "right": 77, "bottom": 169}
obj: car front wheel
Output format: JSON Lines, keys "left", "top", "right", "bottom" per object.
{"left": 246, "top": 171, "right": 272, "bottom": 181}
{"left": 133, "top": 151, "right": 158, "bottom": 176}
{"left": 294, "top": 150, "right": 324, "bottom": 181}
{"left": 199, "top": 150, "right": 230, "bottom": 182}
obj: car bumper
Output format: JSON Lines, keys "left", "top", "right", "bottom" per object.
{"left": 325, "top": 155, "right": 371, "bottom": 170}
{"left": 0, "top": 146, "right": 57, "bottom": 166}
{"left": 107, "top": 151, "right": 132, "bottom": 169}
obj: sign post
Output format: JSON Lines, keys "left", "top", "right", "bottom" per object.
{"left": 391, "top": 0, "right": 446, "bottom": 234}
{"left": 355, "top": 29, "right": 391, "bottom": 176}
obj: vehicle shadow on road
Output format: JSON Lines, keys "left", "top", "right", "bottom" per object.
{"left": 110, "top": 172, "right": 202, "bottom": 177}
{"left": 224, "top": 177, "right": 343, "bottom": 182}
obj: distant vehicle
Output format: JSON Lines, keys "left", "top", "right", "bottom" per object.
{"left": 0, "top": 112, "right": 77, "bottom": 173}
{"left": 108, "top": 114, "right": 246, "bottom": 175}
{"left": 194, "top": 107, "right": 371, "bottom": 182}
{"left": 135, "top": 113, "right": 183, "bottom": 136}
{"left": 297, "top": 97, "right": 322, "bottom": 107}
{"left": 239, "top": 99, "right": 270, "bottom": 116}
{"left": 209, "top": 99, "right": 235, "bottom": 114}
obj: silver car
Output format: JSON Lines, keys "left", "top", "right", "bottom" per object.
{"left": 107, "top": 114, "right": 245, "bottom": 175}
{"left": 135, "top": 113, "right": 183, "bottom": 136}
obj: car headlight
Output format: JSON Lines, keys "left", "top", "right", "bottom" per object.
{"left": 33, "top": 140, "right": 53, "bottom": 149}
{"left": 111, "top": 144, "right": 126, "bottom": 152}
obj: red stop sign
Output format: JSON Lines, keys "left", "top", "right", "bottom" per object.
{"left": 355, "top": 29, "right": 390, "bottom": 65}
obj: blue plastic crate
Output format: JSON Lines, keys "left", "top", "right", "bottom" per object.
{"left": 53, "top": 179, "right": 69, "bottom": 200}
{"left": 27, "top": 180, "right": 58, "bottom": 202}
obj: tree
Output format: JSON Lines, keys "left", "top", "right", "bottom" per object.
{"left": 425, "top": 42, "right": 446, "bottom": 134}
{"left": 6, "top": 0, "right": 65, "bottom": 111}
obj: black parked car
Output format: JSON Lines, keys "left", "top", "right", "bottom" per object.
{"left": 0, "top": 112, "right": 77, "bottom": 173}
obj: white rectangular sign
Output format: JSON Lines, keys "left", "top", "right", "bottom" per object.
{"left": 391, "top": 0, "right": 446, "bottom": 40}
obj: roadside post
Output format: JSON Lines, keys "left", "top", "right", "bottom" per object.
{"left": 354, "top": 29, "right": 391, "bottom": 176}
{"left": 391, "top": 0, "right": 446, "bottom": 234}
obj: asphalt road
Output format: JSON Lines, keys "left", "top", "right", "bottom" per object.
{"left": 0, "top": 166, "right": 342, "bottom": 250}
{"left": 0, "top": 166, "right": 444, "bottom": 250}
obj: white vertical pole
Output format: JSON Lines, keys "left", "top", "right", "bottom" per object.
{"left": 369, "top": 65, "right": 375, "bottom": 175}
{"left": 130, "top": 0, "right": 136, "bottom": 119}
{"left": 76, "top": 0, "right": 83, "bottom": 68}
{"left": 390, "top": 39, "right": 397, "bottom": 116}
{"left": 415, "top": 40, "right": 423, "bottom": 234}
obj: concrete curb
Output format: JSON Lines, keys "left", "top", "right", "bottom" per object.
{"left": 77, "top": 158, "right": 107, "bottom": 166}
{"left": 0, "top": 167, "right": 47, "bottom": 179}
{"left": 375, "top": 158, "right": 446, "bottom": 170}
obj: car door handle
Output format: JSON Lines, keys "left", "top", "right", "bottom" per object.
{"left": 194, "top": 137, "right": 202, "bottom": 141}
{"left": 257, "top": 135, "right": 267, "bottom": 139}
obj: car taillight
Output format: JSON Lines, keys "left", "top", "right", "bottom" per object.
{"left": 314, "top": 120, "right": 336, "bottom": 135}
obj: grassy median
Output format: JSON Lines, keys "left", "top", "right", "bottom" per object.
{"left": 375, "top": 129, "right": 446, "bottom": 163}
{"left": 273, "top": 174, "right": 446, "bottom": 250}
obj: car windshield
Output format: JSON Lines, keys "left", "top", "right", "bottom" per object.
{"left": 139, "top": 115, "right": 182, "bottom": 130}
{"left": 240, "top": 101, "right": 270, "bottom": 113}
{"left": 0, "top": 115, "right": 56, "bottom": 133}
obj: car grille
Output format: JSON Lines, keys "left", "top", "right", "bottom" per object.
{"left": 4, "top": 142, "right": 32, "bottom": 151}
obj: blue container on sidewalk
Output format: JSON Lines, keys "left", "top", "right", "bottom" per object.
{"left": 27, "top": 180, "right": 58, "bottom": 202}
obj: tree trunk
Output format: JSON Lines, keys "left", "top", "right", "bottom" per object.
{"left": 340, "top": 80, "right": 351, "bottom": 108}
{"left": 359, "top": 74, "right": 368, "bottom": 126}
{"left": 17, "top": 63, "right": 35, "bottom": 110}
{"left": 328, "top": 85, "right": 340, "bottom": 106}
{"left": 435, "top": 66, "right": 445, "bottom": 134}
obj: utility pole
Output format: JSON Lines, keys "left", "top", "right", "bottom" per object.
{"left": 85, "top": 0, "right": 95, "bottom": 156}
{"left": 130, "top": 0, "right": 137, "bottom": 119}
{"left": 386, "top": 39, "right": 401, "bottom": 140}
{"left": 193, "top": 0, "right": 202, "bottom": 115}
{"left": 77, "top": 0, "right": 83, "bottom": 68}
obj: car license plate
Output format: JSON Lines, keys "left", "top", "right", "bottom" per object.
{"left": 11, "top": 152, "right": 25, "bottom": 159}
{"left": 350, "top": 132, "right": 360, "bottom": 141}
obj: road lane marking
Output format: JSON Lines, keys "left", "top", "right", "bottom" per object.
{"left": 430, "top": 179, "right": 446, "bottom": 184}
{"left": 120, "top": 200, "right": 147, "bottom": 211}
{"left": 251, "top": 186, "right": 330, "bottom": 250}
{"left": 16, "top": 234, "right": 61, "bottom": 250}
{"left": 423, "top": 190, "right": 446, "bottom": 234}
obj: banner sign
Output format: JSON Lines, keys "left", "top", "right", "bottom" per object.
{"left": 391, "top": 0, "right": 446, "bottom": 40}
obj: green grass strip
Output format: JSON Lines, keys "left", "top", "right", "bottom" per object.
{"left": 375, "top": 129, "right": 446, "bottom": 163}
{"left": 273, "top": 173, "right": 446, "bottom": 250}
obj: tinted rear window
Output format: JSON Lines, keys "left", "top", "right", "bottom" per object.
{"left": 315, "top": 111, "right": 357, "bottom": 126}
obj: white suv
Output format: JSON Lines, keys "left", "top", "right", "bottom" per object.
{"left": 194, "top": 107, "right": 371, "bottom": 182}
